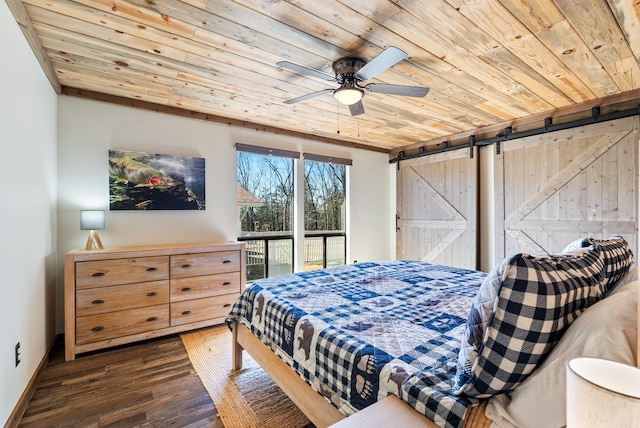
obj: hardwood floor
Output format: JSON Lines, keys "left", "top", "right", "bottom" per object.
{"left": 18, "top": 334, "right": 225, "bottom": 427}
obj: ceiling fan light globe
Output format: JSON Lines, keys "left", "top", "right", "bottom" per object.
{"left": 333, "top": 87, "right": 363, "bottom": 105}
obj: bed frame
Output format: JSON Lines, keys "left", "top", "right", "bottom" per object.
{"left": 231, "top": 321, "right": 489, "bottom": 428}
{"left": 231, "top": 321, "right": 347, "bottom": 427}
{"left": 231, "top": 276, "right": 640, "bottom": 427}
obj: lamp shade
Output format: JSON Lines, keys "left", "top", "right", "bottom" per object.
{"left": 566, "top": 357, "right": 640, "bottom": 427}
{"left": 80, "top": 210, "right": 105, "bottom": 230}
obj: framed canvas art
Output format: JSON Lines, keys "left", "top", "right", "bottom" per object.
{"left": 109, "top": 150, "right": 205, "bottom": 210}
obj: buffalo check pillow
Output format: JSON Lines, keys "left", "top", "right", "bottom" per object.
{"left": 453, "top": 246, "right": 606, "bottom": 398}
{"left": 579, "top": 237, "right": 634, "bottom": 291}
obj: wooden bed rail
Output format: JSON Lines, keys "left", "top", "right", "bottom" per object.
{"left": 231, "top": 321, "right": 490, "bottom": 428}
{"left": 231, "top": 321, "right": 346, "bottom": 427}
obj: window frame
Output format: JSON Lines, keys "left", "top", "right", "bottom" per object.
{"left": 236, "top": 143, "right": 351, "bottom": 279}
{"left": 302, "top": 153, "right": 350, "bottom": 271}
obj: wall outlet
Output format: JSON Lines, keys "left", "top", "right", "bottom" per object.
{"left": 15, "top": 342, "right": 21, "bottom": 367}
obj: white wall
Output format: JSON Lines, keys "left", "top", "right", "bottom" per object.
{"left": 479, "top": 145, "right": 495, "bottom": 272}
{"left": 388, "top": 164, "right": 397, "bottom": 257}
{"left": 0, "top": 3, "right": 58, "bottom": 425}
{"left": 57, "top": 96, "right": 392, "bottom": 331}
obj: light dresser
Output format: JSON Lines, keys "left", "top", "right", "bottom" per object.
{"left": 64, "top": 241, "right": 245, "bottom": 361}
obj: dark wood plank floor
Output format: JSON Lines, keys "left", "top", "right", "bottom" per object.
{"left": 19, "top": 334, "right": 225, "bottom": 428}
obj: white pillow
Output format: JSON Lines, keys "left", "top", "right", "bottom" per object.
{"left": 485, "top": 280, "right": 638, "bottom": 428}
{"left": 561, "top": 238, "right": 587, "bottom": 253}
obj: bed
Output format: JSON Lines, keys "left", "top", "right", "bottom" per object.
{"left": 226, "top": 237, "right": 637, "bottom": 428}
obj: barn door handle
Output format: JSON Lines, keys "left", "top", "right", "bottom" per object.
{"left": 396, "top": 214, "right": 400, "bottom": 232}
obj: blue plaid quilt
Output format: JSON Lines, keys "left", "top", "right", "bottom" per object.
{"left": 226, "top": 260, "right": 487, "bottom": 428}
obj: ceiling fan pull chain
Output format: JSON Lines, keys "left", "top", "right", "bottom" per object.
{"left": 337, "top": 101, "right": 341, "bottom": 134}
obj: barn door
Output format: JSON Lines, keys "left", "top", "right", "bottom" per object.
{"left": 397, "top": 149, "right": 478, "bottom": 269}
{"left": 495, "top": 116, "right": 638, "bottom": 260}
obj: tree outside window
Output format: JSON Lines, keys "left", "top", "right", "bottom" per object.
{"left": 237, "top": 148, "right": 348, "bottom": 280}
{"left": 304, "top": 160, "right": 346, "bottom": 271}
{"left": 237, "top": 151, "right": 294, "bottom": 280}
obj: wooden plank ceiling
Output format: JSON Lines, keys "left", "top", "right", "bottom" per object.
{"left": 7, "top": 0, "right": 640, "bottom": 153}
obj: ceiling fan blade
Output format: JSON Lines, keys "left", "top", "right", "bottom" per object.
{"left": 355, "top": 46, "right": 407, "bottom": 81}
{"left": 277, "top": 61, "right": 335, "bottom": 82}
{"left": 283, "top": 88, "right": 334, "bottom": 104}
{"left": 349, "top": 100, "right": 365, "bottom": 116}
{"left": 366, "top": 83, "right": 430, "bottom": 97}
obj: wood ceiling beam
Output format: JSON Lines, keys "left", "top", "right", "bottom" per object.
{"left": 6, "top": 0, "right": 61, "bottom": 94}
{"left": 60, "top": 86, "right": 389, "bottom": 154}
{"left": 390, "top": 89, "right": 640, "bottom": 159}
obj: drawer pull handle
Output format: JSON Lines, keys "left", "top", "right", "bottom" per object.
{"left": 91, "top": 272, "right": 105, "bottom": 277}
{"left": 147, "top": 317, "right": 158, "bottom": 322}
{"left": 91, "top": 299, "right": 105, "bottom": 305}
{"left": 222, "top": 282, "right": 231, "bottom": 286}
{"left": 181, "top": 287, "right": 191, "bottom": 292}
{"left": 181, "top": 264, "right": 191, "bottom": 269}
{"left": 146, "top": 292, "right": 157, "bottom": 297}
{"left": 223, "top": 260, "right": 231, "bottom": 264}
{"left": 223, "top": 303, "right": 231, "bottom": 308}
{"left": 146, "top": 267, "right": 157, "bottom": 272}
{"left": 182, "top": 310, "right": 192, "bottom": 315}
{"left": 92, "top": 326, "right": 104, "bottom": 332}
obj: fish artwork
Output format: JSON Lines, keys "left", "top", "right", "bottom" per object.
{"left": 108, "top": 149, "right": 205, "bottom": 210}
{"left": 109, "top": 155, "right": 175, "bottom": 189}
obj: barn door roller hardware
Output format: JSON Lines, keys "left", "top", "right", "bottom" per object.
{"left": 496, "top": 127, "right": 512, "bottom": 155}
{"left": 390, "top": 104, "right": 639, "bottom": 164}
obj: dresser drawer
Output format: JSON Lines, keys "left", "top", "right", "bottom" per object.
{"left": 76, "top": 280, "right": 169, "bottom": 317}
{"left": 171, "top": 293, "right": 239, "bottom": 326}
{"left": 64, "top": 242, "right": 245, "bottom": 360}
{"left": 170, "top": 251, "right": 240, "bottom": 279}
{"left": 76, "top": 256, "right": 169, "bottom": 289}
{"left": 76, "top": 305, "right": 169, "bottom": 345}
{"left": 170, "top": 272, "right": 240, "bottom": 302}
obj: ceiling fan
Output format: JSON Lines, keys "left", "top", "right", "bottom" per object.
{"left": 277, "top": 46, "right": 430, "bottom": 116}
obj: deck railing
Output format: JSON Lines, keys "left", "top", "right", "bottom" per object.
{"left": 238, "top": 231, "right": 346, "bottom": 281}
{"left": 238, "top": 234, "right": 294, "bottom": 281}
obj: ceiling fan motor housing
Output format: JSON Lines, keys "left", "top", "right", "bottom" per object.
{"left": 332, "top": 57, "right": 367, "bottom": 84}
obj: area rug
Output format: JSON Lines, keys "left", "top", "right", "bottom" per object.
{"left": 180, "top": 325, "right": 312, "bottom": 428}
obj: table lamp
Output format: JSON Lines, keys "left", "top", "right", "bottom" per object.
{"left": 80, "top": 210, "right": 105, "bottom": 250}
{"left": 566, "top": 357, "right": 640, "bottom": 427}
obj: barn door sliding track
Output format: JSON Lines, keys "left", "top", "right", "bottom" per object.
{"left": 390, "top": 104, "right": 640, "bottom": 164}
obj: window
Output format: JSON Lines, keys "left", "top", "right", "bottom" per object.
{"left": 303, "top": 154, "right": 349, "bottom": 271}
{"left": 236, "top": 145, "right": 296, "bottom": 281}
{"left": 237, "top": 145, "right": 351, "bottom": 280}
